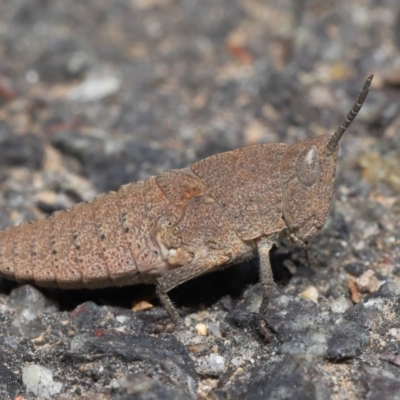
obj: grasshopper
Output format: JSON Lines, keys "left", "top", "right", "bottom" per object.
{"left": 0, "top": 75, "right": 373, "bottom": 339}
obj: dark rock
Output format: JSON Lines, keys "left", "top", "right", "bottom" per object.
{"left": 224, "top": 288, "right": 259, "bottom": 334}
{"left": 0, "top": 362, "right": 21, "bottom": 400}
{"left": 352, "top": 247, "right": 375, "bottom": 263}
{"left": 69, "top": 301, "right": 108, "bottom": 332}
{"left": 227, "top": 285, "right": 334, "bottom": 356}
{"left": 363, "top": 366, "right": 400, "bottom": 400}
{"left": 0, "top": 134, "right": 44, "bottom": 169}
{"left": 226, "top": 355, "right": 330, "bottom": 400}
{"left": 326, "top": 321, "right": 370, "bottom": 361}
{"left": 343, "top": 303, "right": 367, "bottom": 324}
{"left": 373, "top": 282, "right": 400, "bottom": 298}
{"left": 343, "top": 303, "right": 376, "bottom": 328}
{"left": 331, "top": 212, "right": 350, "bottom": 240}
{"left": 68, "top": 332, "right": 197, "bottom": 396}
{"left": 31, "top": 39, "right": 93, "bottom": 83}
{"left": 266, "top": 290, "right": 329, "bottom": 356}
{"left": 344, "top": 262, "right": 366, "bottom": 277}
{"left": 50, "top": 131, "right": 104, "bottom": 162}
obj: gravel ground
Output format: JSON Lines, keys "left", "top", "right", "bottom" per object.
{"left": 0, "top": 0, "right": 399, "bottom": 399}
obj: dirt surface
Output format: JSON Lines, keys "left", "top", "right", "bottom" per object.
{"left": 0, "top": 1, "right": 399, "bottom": 399}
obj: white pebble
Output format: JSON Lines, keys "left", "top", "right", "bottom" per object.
{"left": 22, "top": 365, "right": 63, "bottom": 400}
{"left": 331, "top": 295, "right": 353, "bottom": 313}
{"left": 68, "top": 71, "right": 121, "bottom": 101}
{"left": 231, "top": 356, "right": 244, "bottom": 367}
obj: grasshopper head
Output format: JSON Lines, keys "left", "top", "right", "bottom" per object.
{"left": 280, "top": 135, "right": 338, "bottom": 243}
{"left": 279, "top": 74, "right": 373, "bottom": 244}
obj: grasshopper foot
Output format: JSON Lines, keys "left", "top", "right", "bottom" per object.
{"left": 257, "top": 318, "right": 274, "bottom": 342}
{"left": 150, "top": 317, "right": 183, "bottom": 334}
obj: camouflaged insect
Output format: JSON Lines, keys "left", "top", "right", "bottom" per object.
{"left": 0, "top": 75, "right": 373, "bottom": 339}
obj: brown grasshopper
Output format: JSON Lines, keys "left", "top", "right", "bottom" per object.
{"left": 0, "top": 75, "right": 373, "bottom": 339}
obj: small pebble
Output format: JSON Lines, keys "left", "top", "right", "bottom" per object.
{"left": 356, "top": 269, "right": 381, "bottom": 293}
{"left": 207, "top": 323, "right": 221, "bottom": 338}
{"left": 195, "top": 323, "right": 208, "bottom": 336}
{"left": 331, "top": 295, "right": 353, "bottom": 313}
{"left": 35, "top": 190, "right": 69, "bottom": 212}
{"left": 35, "top": 190, "right": 58, "bottom": 206}
{"left": 344, "top": 262, "right": 366, "bottom": 277}
{"left": 299, "top": 286, "right": 319, "bottom": 303}
{"left": 388, "top": 328, "right": 400, "bottom": 340}
{"left": 196, "top": 354, "right": 225, "bottom": 377}
{"left": 22, "top": 365, "right": 63, "bottom": 400}
{"left": 231, "top": 356, "right": 245, "bottom": 367}
{"left": 132, "top": 301, "right": 153, "bottom": 312}
{"left": 68, "top": 70, "right": 121, "bottom": 101}
{"left": 348, "top": 280, "right": 361, "bottom": 303}
{"left": 115, "top": 315, "right": 129, "bottom": 324}
{"left": 198, "top": 378, "right": 218, "bottom": 398}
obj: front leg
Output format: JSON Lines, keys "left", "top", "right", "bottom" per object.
{"left": 156, "top": 255, "right": 221, "bottom": 325}
{"left": 157, "top": 238, "right": 276, "bottom": 341}
{"left": 257, "top": 238, "right": 275, "bottom": 341}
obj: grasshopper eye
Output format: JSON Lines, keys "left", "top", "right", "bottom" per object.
{"left": 296, "top": 146, "right": 320, "bottom": 186}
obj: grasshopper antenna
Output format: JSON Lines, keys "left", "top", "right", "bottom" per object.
{"left": 325, "top": 74, "right": 373, "bottom": 156}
